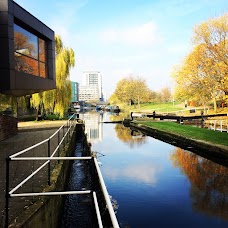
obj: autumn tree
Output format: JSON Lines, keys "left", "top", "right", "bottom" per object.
{"left": 172, "top": 44, "right": 217, "bottom": 108}
{"left": 115, "top": 124, "right": 146, "bottom": 148}
{"left": 109, "top": 93, "right": 120, "bottom": 105}
{"left": 159, "top": 87, "right": 172, "bottom": 102}
{"left": 172, "top": 13, "right": 228, "bottom": 111}
{"left": 112, "top": 75, "right": 151, "bottom": 108}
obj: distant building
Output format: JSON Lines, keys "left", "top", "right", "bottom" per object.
{"left": 71, "top": 81, "right": 79, "bottom": 103}
{"left": 79, "top": 85, "right": 99, "bottom": 101}
{"left": 79, "top": 71, "right": 103, "bottom": 101}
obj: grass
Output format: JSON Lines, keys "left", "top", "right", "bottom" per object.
{"left": 125, "top": 101, "right": 228, "bottom": 117}
{"left": 128, "top": 101, "right": 185, "bottom": 113}
{"left": 137, "top": 121, "right": 228, "bottom": 147}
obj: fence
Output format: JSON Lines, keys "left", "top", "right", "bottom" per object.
{"left": 5, "top": 114, "right": 78, "bottom": 227}
{"left": 207, "top": 120, "right": 228, "bottom": 132}
{"left": 5, "top": 114, "right": 119, "bottom": 228}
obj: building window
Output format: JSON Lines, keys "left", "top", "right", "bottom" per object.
{"left": 14, "top": 24, "right": 47, "bottom": 78}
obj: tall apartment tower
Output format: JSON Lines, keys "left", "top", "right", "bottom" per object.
{"left": 79, "top": 71, "right": 103, "bottom": 101}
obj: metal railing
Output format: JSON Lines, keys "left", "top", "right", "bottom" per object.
{"left": 5, "top": 114, "right": 119, "bottom": 228}
{"left": 5, "top": 114, "right": 78, "bottom": 227}
{"left": 208, "top": 120, "right": 228, "bottom": 132}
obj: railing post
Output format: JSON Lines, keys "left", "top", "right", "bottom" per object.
{"left": 58, "top": 130, "right": 60, "bottom": 163}
{"left": 48, "top": 139, "right": 51, "bottom": 186}
{"left": 5, "top": 157, "right": 10, "bottom": 227}
{"left": 63, "top": 125, "right": 65, "bottom": 148}
{"left": 67, "top": 121, "right": 69, "bottom": 143}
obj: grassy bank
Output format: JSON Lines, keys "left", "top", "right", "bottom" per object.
{"left": 117, "top": 101, "right": 227, "bottom": 115}
{"left": 131, "top": 102, "right": 183, "bottom": 112}
{"left": 137, "top": 121, "right": 228, "bottom": 147}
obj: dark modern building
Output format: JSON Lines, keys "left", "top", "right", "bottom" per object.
{"left": 0, "top": 0, "right": 56, "bottom": 96}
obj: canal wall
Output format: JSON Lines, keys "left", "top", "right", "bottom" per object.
{"left": 130, "top": 122, "right": 228, "bottom": 166}
{"left": 9, "top": 123, "right": 91, "bottom": 228}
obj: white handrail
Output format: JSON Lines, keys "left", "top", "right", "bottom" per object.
{"left": 8, "top": 116, "right": 78, "bottom": 194}
{"left": 10, "top": 114, "right": 77, "bottom": 158}
{"left": 6, "top": 115, "right": 120, "bottom": 227}
{"left": 9, "top": 160, "right": 49, "bottom": 195}
{"left": 10, "top": 138, "right": 49, "bottom": 158}
{"left": 11, "top": 157, "right": 92, "bottom": 161}
{"left": 93, "top": 192, "right": 103, "bottom": 228}
{"left": 10, "top": 190, "right": 91, "bottom": 197}
{"left": 50, "top": 124, "right": 72, "bottom": 157}
{"left": 94, "top": 158, "right": 120, "bottom": 228}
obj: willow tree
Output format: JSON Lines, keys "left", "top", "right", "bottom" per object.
{"left": 0, "top": 94, "right": 27, "bottom": 117}
{"left": 172, "top": 13, "right": 228, "bottom": 111}
{"left": 31, "top": 35, "right": 75, "bottom": 118}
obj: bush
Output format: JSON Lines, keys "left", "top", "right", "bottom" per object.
{"left": 45, "top": 114, "right": 60, "bottom": 120}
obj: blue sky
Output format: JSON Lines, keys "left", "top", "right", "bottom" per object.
{"left": 15, "top": 0, "right": 228, "bottom": 97}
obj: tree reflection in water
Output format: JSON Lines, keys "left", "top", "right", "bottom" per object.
{"left": 115, "top": 124, "right": 146, "bottom": 148}
{"left": 170, "top": 148, "right": 228, "bottom": 221}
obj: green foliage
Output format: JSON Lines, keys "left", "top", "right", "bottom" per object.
{"left": 45, "top": 113, "right": 61, "bottom": 120}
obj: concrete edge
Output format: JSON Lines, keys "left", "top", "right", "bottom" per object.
{"left": 129, "top": 122, "right": 228, "bottom": 166}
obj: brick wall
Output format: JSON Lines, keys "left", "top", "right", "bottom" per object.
{"left": 0, "top": 114, "right": 18, "bottom": 141}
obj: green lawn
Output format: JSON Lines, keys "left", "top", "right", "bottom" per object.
{"left": 132, "top": 102, "right": 184, "bottom": 113}
{"left": 138, "top": 121, "right": 228, "bottom": 147}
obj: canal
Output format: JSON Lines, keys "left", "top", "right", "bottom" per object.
{"left": 67, "top": 112, "right": 228, "bottom": 227}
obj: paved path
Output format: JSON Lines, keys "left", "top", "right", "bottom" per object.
{"left": 0, "top": 120, "right": 66, "bottom": 227}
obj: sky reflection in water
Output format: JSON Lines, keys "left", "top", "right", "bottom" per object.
{"left": 84, "top": 113, "right": 228, "bottom": 228}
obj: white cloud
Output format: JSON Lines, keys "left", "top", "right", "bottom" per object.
{"left": 100, "top": 21, "right": 162, "bottom": 46}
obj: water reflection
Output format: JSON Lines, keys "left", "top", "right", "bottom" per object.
{"left": 115, "top": 124, "right": 146, "bottom": 148}
{"left": 82, "top": 112, "right": 228, "bottom": 226}
{"left": 81, "top": 112, "right": 103, "bottom": 143}
{"left": 170, "top": 147, "right": 228, "bottom": 221}
{"left": 81, "top": 112, "right": 147, "bottom": 148}
{"left": 103, "top": 162, "right": 161, "bottom": 185}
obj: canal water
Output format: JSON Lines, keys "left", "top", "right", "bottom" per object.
{"left": 83, "top": 112, "right": 228, "bottom": 228}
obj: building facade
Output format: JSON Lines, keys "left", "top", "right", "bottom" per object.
{"left": 79, "top": 71, "right": 103, "bottom": 101}
{"left": 79, "top": 85, "right": 99, "bottom": 101}
{"left": 0, "top": 0, "right": 55, "bottom": 96}
{"left": 71, "top": 81, "right": 79, "bottom": 103}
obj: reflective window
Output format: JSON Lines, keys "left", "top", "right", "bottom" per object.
{"left": 39, "top": 62, "right": 46, "bottom": 78}
{"left": 39, "top": 39, "right": 46, "bottom": 62}
{"left": 15, "top": 55, "right": 38, "bottom": 75}
{"left": 14, "top": 24, "right": 47, "bottom": 78}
